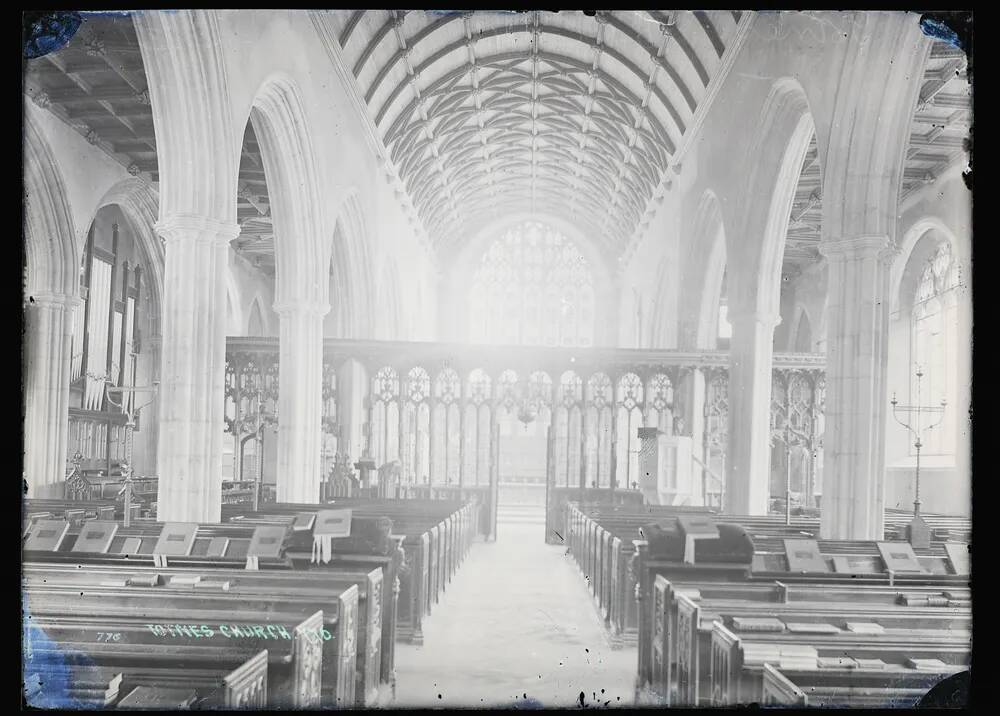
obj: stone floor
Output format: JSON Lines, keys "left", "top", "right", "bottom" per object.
{"left": 394, "top": 522, "right": 638, "bottom": 708}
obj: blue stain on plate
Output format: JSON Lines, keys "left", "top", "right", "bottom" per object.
{"left": 23, "top": 605, "right": 89, "bottom": 709}
{"left": 23, "top": 11, "right": 82, "bottom": 59}
{"left": 513, "top": 696, "right": 545, "bottom": 709}
{"left": 919, "top": 16, "right": 964, "bottom": 51}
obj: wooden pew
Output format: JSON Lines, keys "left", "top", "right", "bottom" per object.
{"left": 207, "top": 508, "right": 406, "bottom": 693}
{"left": 709, "top": 620, "right": 970, "bottom": 706}
{"left": 25, "top": 580, "right": 353, "bottom": 707}
{"left": 227, "top": 498, "right": 477, "bottom": 644}
{"left": 760, "top": 662, "right": 965, "bottom": 707}
{"left": 24, "top": 642, "right": 269, "bottom": 708}
{"left": 664, "top": 589, "right": 970, "bottom": 706}
{"left": 23, "top": 561, "right": 384, "bottom": 706}
{"left": 567, "top": 502, "right": 968, "bottom": 649}
{"left": 23, "top": 517, "right": 391, "bottom": 706}
{"left": 23, "top": 497, "right": 470, "bottom": 705}
{"left": 639, "top": 575, "right": 971, "bottom": 702}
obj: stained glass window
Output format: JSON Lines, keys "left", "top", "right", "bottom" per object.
{"left": 470, "top": 222, "right": 595, "bottom": 347}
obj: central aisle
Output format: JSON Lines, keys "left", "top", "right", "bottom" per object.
{"left": 394, "top": 523, "right": 637, "bottom": 708}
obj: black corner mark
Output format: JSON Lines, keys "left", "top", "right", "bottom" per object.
{"left": 918, "top": 670, "right": 970, "bottom": 708}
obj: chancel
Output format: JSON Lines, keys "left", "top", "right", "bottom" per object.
{"left": 22, "top": 9, "right": 972, "bottom": 709}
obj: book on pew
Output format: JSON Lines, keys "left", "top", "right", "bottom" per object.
{"left": 153, "top": 523, "right": 198, "bottom": 557}
{"left": 906, "top": 658, "right": 949, "bottom": 671}
{"left": 677, "top": 516, "right": 720, "bottom": 564}
{"left": 818, "top": 656, "right": 859, "bottom": 669}
{"left": 845, "top": 622, "right": 886, "bottom": 635}
{"left": 742, "top": 643, "right": 782, "bottom": 666}
{"left": 876, "top": 542, "right": 927, "bottom": 574}
{"left": 116, "top": 686, "right": 198, "bottom": 708}
{"left": 779, "top": 645, "right": 818, "bottom": 671}
{"left": 23, "top": 520, "right": 70, "bottom": 552}
{"left": 854, "top": 659, "right": 887, "bottom": 670}
{"left": 732, "top": 617, "right": 786, "bottom": 632}
{"left": 206, "top": 537, "right": 230, "bottom": 558}
{"left": 169, "top": 575, "right": 202, "bottom": 586}
{"left": 71, "top": 521, "right": 118, "bottom": 554}
{"left": 193, "top": 580, "right": 232, "bottom": 592}
{"left": 783, "top": 539, "right": 830, "bottom": 573}
{"left": 119, "top": 537, "right": 142, "bottom": 555}
{"left": 785, "top": 622, "right": 841, "bottom": 635}
{"left": 127, "top": 574, "right": 160, "bottom": 587}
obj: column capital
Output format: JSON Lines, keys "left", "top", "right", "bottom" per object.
{"left": 819, "top": 234, "right": 895, "bottom": 261}
{"left": 272, "top": 300, "right": 331, "bottom": 318}
{"left": 27, "top": 291, "right": 82, "bottom": 310}
{"left": 155, "top": 214, "right": 240, "bottom": 246}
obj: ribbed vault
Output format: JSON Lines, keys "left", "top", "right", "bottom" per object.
{"left": 329, "top": 10, "right": 743, "bottom": 260}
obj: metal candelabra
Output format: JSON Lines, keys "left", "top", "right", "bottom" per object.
{"left": 104, "top": 381, "right": 159, "bottom": 527}
{"left": 772, "top": 419, "right": 811, "bottom": 525}
{"left": 890, "top": 367, "right": 946, "bottom": 519}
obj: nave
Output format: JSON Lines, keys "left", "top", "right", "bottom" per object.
{"left": 22, "top": 9, "right": 973, "bottom": 709}
{"left": 394, "top": 523, "right": 636, "bottom": 708}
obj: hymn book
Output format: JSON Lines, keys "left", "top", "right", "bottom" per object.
{"left": 153, "top": 523, "right": 198, "bottom": 556}
{"left": 71, "top": 520, "right": 119, "bottom": 553}
{"left": 24, "top": 519, "right": 70, "bottom": 551}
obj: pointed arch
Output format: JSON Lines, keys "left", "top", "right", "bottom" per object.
{"left": 378, "top": 257, "right": 403, "bottom": 340}
{"left": 247, "top": 295, "right": 267, "bottom": 337}
{"left": 329, "top": 192, "right": 376, "bottom": 338}
{"left": 678, "top": 189, "right": 727, "bottom": 350}
{"left": 91, "top": 178, "right": 165, "bottom": 336}
{"left": 791, "top": 308, "right": 813, "bottom": 353}
{"left": 134, "top": 9, "right": 237, "bottom": 223}
{"left": 730, "top": 78, "right": 815, "bottom": 320}
{"left": 24, "top": 114, "right": 79, "bottom": 298}
{"left": 246, "top": 74, "right": 330, "bottom": 310}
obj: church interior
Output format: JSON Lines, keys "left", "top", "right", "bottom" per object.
{"left": 22, "top": 10, "right": 972, "bottom": 709}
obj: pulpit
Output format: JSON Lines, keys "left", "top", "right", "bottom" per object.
{"left": 637, "top": 427, "right": 697, "bottom": 506}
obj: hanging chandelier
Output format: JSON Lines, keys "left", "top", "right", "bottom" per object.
{"left": 516, "top": 378, "right": 538, "bottom": 425}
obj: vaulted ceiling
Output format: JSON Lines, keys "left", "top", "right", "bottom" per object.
{"left": 25, "top": 13, "right": 970, "bottom": 281}
{"left": 328, "top": 10, "right": 745, "bottom": 261}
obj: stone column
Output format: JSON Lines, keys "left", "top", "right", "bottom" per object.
{"left": 725, "top": 309, "right": 780, "bottom": 516}
{"left": 23, "top": 291, "right": 80, "bottom": 498}
{"left": 275, "top": 300, "right": 329, "bottom": 503}
{"left": 336, "top": 358, "right": 367, "bottom": 460}
{"left": 155, "top": 216, "right": 238, "bottom": 523}
{"left": 678, "top": 368, "right": 707, "bottom": 507}
{"left": 819, "top": 235, "right": 894, "bottom": 540}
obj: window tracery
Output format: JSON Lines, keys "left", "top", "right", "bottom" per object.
{"left": 470, "top": 222, "right": 595, "bottom": 347}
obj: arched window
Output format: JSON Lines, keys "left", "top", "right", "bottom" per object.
{"left": 717, "top": 269, "right": 732, "bottom": 348}
{"left": 793, "top": 311, "right": 812, "bottom": 353}
{"left": 469, "top": 221, "right": 594, "bottom": 347}
{"left": 910, "top": 241, "right": 960, "bottom": 456}
{"left": 247, "top": 299, "right": 265, "bottom": 337}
